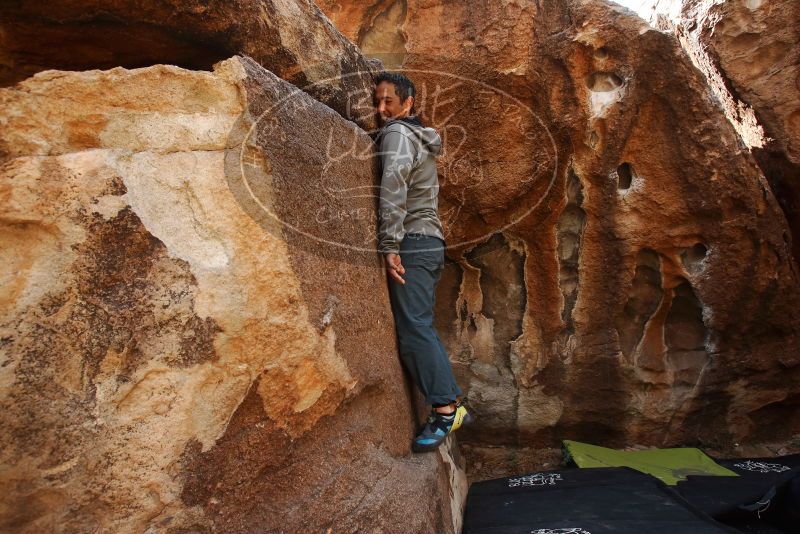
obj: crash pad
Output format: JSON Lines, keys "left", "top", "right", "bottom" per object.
{"left": 463, "top": 466, "right": 738, "bottom": 534}
{"left": 562, "top": 439, "right": 738, "bottom": 485}
{"left": 676, "top": 454, "right": 800, "bottom": 532}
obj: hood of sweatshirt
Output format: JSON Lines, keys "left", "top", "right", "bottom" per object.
{"left": 377, "top": 115, "right": 442, "bottom": 158}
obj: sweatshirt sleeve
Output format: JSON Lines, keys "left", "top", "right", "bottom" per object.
{"left": 377, "top": 127, "right": 417, "bottom": 255}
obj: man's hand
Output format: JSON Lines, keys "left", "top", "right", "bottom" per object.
{"left": 384, "top": 253, "right": 406, "bottom": 284}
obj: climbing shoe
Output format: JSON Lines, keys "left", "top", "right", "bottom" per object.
{"left": 411, "top": 403, "right": 474, "bottom": 453}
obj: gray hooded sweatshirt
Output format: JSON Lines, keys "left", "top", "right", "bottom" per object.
{"left": 375, "top": 116, "right": 445, "bottom": 255}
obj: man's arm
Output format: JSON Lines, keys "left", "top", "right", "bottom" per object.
{"left": 378, "top": 126, "right": 417, "bottom": 283}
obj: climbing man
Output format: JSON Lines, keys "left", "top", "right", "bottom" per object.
{"left": 373, "top": 71, "right": 473, "bottom": 453}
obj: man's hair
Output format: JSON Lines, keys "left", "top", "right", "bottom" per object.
{"left": 375, "top": 71, "right": 416, "bottom": 109}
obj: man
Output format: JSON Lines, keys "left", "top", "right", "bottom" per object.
{"left": 373, "top": 71, "right": 473, "bottom": 453}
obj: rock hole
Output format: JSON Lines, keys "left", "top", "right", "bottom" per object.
{"left": 616, "top": 162, "right": 634, "bottom": 190}
{"left": 593, "top": 47, "right": 609, "bottom": 60}
{"left": 585, "top": 72, "right": 623, "bottom": 92}
{"left": 680, "top": 243, "right": 708, "bottom": 274}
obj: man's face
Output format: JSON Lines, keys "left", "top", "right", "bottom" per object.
{"left": 374, "top": 81, "right": 413, "bottom": 125}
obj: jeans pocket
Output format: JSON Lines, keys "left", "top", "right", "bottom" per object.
{"left": 402, "top": 243, "right": 444, "bottom": 271}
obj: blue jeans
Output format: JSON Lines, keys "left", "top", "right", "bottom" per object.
{"left": 388, "top": 233, "right": 463, "bottom": 406}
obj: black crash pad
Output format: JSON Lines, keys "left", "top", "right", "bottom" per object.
{"left": 463, "top": 467, "right": 739, "bottom": 534}
{"left": 675, "top": 455, "right": 800, "bottom": 533}
{"left": 676, "top": 455, "right": 800, "bottom": 516}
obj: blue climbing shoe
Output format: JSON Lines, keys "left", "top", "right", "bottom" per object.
{"left": 412, "top": 403, "right": 474, "bottom": 453}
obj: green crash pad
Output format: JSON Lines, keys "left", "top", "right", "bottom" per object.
{"left": 563, "top": 440, "right": 739, "bottom": 485}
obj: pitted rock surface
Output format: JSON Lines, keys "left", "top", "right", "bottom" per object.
{"left": 318, "top": 0, "right": 800, "bottom": 455}
{"left": 0, "top": 56, "right": 466, "bottom": 533}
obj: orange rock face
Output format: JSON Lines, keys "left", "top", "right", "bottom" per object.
{"left": 318, "top": 0, "right": 800, "bottom": 457}
{"left": 0, "top": 56, "right": 465, "bottom": 533}
{"left": 648, "top": 0, "right": 800, "bottom": 274}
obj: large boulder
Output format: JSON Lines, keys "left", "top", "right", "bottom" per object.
{"left": 0, "top": 0, "right": 380, "bottom": 130}
{"left": 645, "top": 0, "right": 800, "bottom": 269}
{"left": 317, "top": 0, "right": 800, "bottom": 471}
{"left": 0, "top": 56, "right": 465, "bottom": 533}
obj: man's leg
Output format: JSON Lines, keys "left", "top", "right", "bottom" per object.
{"left": 388, "top": 245, "right": 462, "bottom": 407}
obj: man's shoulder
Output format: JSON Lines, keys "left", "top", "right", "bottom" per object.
{"left": 378, "top": 121, "right": 420, "bottom": 154}
{"left": 382, "top": 120, "right": 416, "bottom": 136}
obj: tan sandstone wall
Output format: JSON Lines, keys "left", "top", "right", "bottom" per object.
{"left": 1, "top": 1, "right": 473, "bottom": 531}
{"left": 0, "top": 52, "right": 465, "bottom": 534}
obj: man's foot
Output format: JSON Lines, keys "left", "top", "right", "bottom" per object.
{"left": 433, "top": 402, "right": 456, "bottom": 415}
{"left": 411, "top": 403, "right": 474, "bottom": 453}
